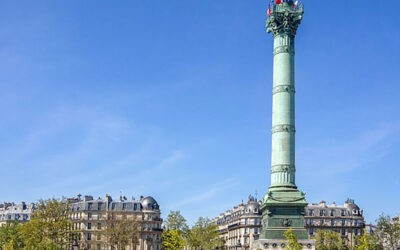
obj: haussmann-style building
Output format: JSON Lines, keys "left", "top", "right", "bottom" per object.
{"left": 69, "top": 194, "right": 162, "bottom": 250}
{"left": 212, "top": 195, "right": 262, "bottom": 250}
{"left": 304, "top": 199, "right": 365, "bottom": 245}
{"left": 0, "top": 202, "right": 35, "bottom": 227}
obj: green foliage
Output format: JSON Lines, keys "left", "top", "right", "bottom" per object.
{"left": 19, "top": 198, "right": 77, "bottom": 249}
{"left": 354, "top": 230, "right": 380, "bottom": 250}
{"left": 164, "top": 211, "right": 189, "bottom": 235}
{"left": 315, "top": 230, "right": 346, "bottom": 250}
{"left": 162, "top": 229, "right": 186, "bottom": 250}
{"left": 187, "top": 217, "right": 223, "bottom": 250}
{"left": 283, "top": 228, "right": 302, "bottom": 250}
{"left": 0, "top": 222, "right": 24, "bottom": 249}
{"left": 375, "top": 214, "right": 400, "bottom": 249}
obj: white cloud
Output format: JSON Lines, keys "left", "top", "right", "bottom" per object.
{"left": 298, "top": 122, "right": 400, "bottom": 176}
{"left": 167, "top": 178, "right": 236, "bottom": 209}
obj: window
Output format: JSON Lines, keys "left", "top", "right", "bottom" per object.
{"left": 341, "top": 219, "right": 345, "bottom": 226}
{"left": 341, "top": 229, "right": 346, "bottom": 236}
{"left": 245, "top": 218, "right": 248, "bottom": 225}
{"left": 341, "top": 210, "right": 345, "bottom": 216}
{"left": 330, "top": 210, "right": 334, "bottom": 216}
{"left": 97, "top": 244, "right": 101, "bottom": 250}
{"left": 320, "top": 210, "right": 325, "bottom": 216}
{"left": 354, "top": 220, "right": 358, "bottom": 226}
{"left": 87, "top": 233, "right": 92, "bottom": 241}
{"left": 309, "top": 229, "right": 314, "bottom": 235}
{"left": 309, "top": 219, "right": 314, "bottom": 225}
{"left": 97, "top": 233, "right": 101, "bottom": 240}
{"left": 355, "top": 229, "right": 358, "bottom": 236}
{"left": 88, "top": 203, "right": 93, "bottom": 210}
{"left": 97, "top": 203, "right": 102, "bottom": 211}
{"left": 88, "top": 213, "right": 92, "bottom": 220}
{"left": 134, "top": 204, "right": 137, "bottom": 210}
{"left": 88, "top": 223, "right": 92, "bottom": 229}
{"left": 123, "top": 203, "right": 126, "bottom": 210}
{"left": 98, "top": 223, "right": 102, "bottom": 230}
{"left": 308, "top": 210, "right": 313, "bottom": 216}
{"left": 112, "top": 203, "right": 116, "bottom": 210}
{"left": 331, "top": 219, "right": 335, "bottom": 226}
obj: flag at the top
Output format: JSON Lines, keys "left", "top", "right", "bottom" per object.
{"left": 275, "top": 0, "right": 282, "bottom": 4}
{"left": 267, "top": 3, "right": 271, "bottom": 17}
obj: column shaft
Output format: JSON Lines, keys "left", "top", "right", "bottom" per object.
{"left": 270, "top": 34, "right": 296, "bottom": 189}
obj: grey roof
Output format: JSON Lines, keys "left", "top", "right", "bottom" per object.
{"left": 141, "top": 196, "right": 159, "bottom": 210}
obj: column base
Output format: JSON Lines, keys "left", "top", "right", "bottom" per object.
{"left": 253, "top": 239, "right": 316, "bottom": 250}
{"left": 259, "top": 188, "right": 309, "bottom": 240}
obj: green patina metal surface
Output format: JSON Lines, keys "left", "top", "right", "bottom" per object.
{"left": 260, "top": 1, "right": 308, "bottom": 240}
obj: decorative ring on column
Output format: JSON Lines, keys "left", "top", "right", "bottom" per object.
{"left": 272, "top": 85, "right": 295, "bottom": 95}
{"left": 271, "top": 164, "right": 295, "bottom": 173}
{"left": 271, "top": 124, "right": 295, "bottom": 134}
{"left": 273, "top": 45, "right": 294, "bottom": 56}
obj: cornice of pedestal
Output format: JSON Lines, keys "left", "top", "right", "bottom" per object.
{"left": 266, "top": 3, "right": 303, "bottom": 37}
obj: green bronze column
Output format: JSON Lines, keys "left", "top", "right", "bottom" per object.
{"left": 254, "top": 2, "right": 315, "bottom": 249}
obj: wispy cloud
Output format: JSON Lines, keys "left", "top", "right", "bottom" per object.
{"left": 298, "top": 122, "right": 400, "bottom": 176}
{"left": 167, "top": 178, "right": 236, "bottom": 209}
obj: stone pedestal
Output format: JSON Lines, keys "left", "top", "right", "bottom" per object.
{"left": 260, "top": 190, "right": 308, "bottom": 240}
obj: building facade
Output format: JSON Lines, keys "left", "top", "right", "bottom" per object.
{"left": 213, "top": 196, "right": 262, "bottom": 250}
{"left": 69, "top": 194, "right": 162, "bottom": 250}
{"left": 0, "top": 202, "right": 35, "bottom": 227}
{"left": 304, "top": 199, "right": 365, "bottom": 244}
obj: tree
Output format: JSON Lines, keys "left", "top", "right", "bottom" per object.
{"left": 20, "top": 198, "right": 77, "bottom": 249}
{"left": 283, "top": 228, "right": 302, "bottom": 250}
{"left": 162, "top": 229, "right": 186, "bottom": 250}
{"left": 164, "top": 211, "right": 189, "bottom": 234}
{"left": 0, "top": 222, "right": 24, "bottom": 249}
{"left": 162, "top": 211, "right": 188, "bottom": 250}
{"left": 315, "top": 230, "right": 346, "bottom": 250}
{"left": 375, "top": 214, "right": 400, "bottom": 250}
{"left": 187, "top": 217, "right": 223, "bottom": 250}
{"left": 102, "top": 211, "right": 139, "bottom": 250}
{"left": 354, "top": 229, "right": 380, "bottom": 250}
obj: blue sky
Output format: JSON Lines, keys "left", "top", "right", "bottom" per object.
{"left": 0, "top": 0, "right": 399, "bottom": 225}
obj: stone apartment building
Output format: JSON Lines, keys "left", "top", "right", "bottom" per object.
{"left": 0, "top": 202, "right": 35, "bottom": 226}
{"left": 213, "top": 197, "right": 366, "bottom": 249}
{"left": 212, "top": 195, "right": 262, "bottom": 250}
{"left": 304, "top": 199, "right": 365, "bottom": 244}
{"left": 69, "top": 194, "right": 162, "bottom": 250}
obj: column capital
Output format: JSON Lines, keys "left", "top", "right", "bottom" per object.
{"left": 266, "top": 3, "right": 303, "bottom": 37}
